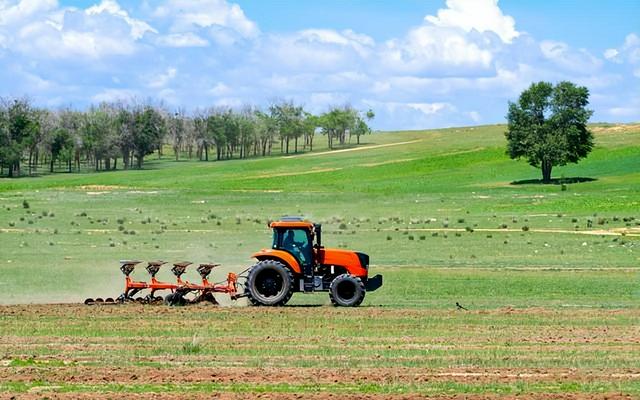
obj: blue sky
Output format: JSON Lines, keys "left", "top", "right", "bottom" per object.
{"left": 0, "top": 0, "right": 638, "bottom": 130}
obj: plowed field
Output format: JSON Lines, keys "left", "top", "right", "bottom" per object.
{"left": 1, "top": 304, "right": 638, "bottom": 399}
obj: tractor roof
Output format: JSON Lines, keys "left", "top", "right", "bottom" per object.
{"left": 270, "top": 219, "right": 315, "bottom": 229}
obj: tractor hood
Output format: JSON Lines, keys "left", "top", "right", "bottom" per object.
{"left": 317, "top": 248, "right": 368, "bottom": 277}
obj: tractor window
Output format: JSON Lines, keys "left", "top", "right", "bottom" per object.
{"left": 280, "top": 229, "right": 312, "bottom": 267}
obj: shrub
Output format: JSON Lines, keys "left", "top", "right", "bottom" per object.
{"left": 465, "top": 226, "right": 474, "bottom": 233}
{"left": 457, "top": 218, "right": 465, "bottom": 224}
{"left": 500, "top": 224, "right": 508, "bottom": 229}
{"left": 338, "top": 223, "right": 347, "bottom": 230}
{"left": 182, "top": 335, "right": 202, "bottom": 354}
{"left": 386, "top": 235, "right": 392, "bottom": 240}
{"left": 22, "top": 200, "right": 29, "bottom": 209}
{"left": 408, "top": 235, "right": 414, "bottom": 240}
{"left": 522, "top": 226, "right": 530, "bottom": 232}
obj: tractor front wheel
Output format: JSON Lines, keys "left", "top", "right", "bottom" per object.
{"left": 245, "top": 260, "right": 294, "bottom": 306}
{"left": 329, "top": 274, "right": 365, "bottom": 307}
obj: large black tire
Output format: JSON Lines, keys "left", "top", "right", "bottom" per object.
{"left": 245, "top": 260, "right": 294, "bottom": 306}
{"left": 329, "top": 274, "right": 365, "bottom": 307}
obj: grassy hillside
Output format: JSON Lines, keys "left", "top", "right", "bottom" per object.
{"left": 0, "top": 123, "right": 638, "bottom": 305}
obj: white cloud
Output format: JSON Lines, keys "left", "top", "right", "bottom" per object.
{"left": 157, "top": 32, "right": 209, "bottom": 47}
{"left": 86, "top": 0, "right": 157, "bottom": 39}
{"left": 540, "top": 40, "right": 602, "bottom": 73}
{"left": 210, "top": 82, "right": 231, "bottom": 96}
{"left": 380, "top": 26, "right": 494, "bottom": 75}
{"left": 1, "top": 0, "right": 154, "bottom": 59}
{"left": 0, "top": 0, "right": 58, "bottom": 26}
{"left": 148, "top": 67, "right": 177, "bottom": 89}
{"left": 256, "top": 29, "right": 374, "bottom": 73}
{"left": 425, "top": 0, "right": 519, "bottom": 43}
{"left": 605, "top": 33, "right": 640, "bottom": 65}
{"left": 604, "top": 48, "right": 619, "bottom": 61}
{"left": 153, "top": 0, "right": 259, "bottom": 38}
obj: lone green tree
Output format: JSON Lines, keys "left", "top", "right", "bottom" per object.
{"left": 505, "top": 81, "right": 593, "bottom": 183}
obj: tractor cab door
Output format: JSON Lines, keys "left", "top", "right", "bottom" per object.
{"left": 274, "top": 228, "right": 313, "bottom": 271}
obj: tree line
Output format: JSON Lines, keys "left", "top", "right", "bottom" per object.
{"left": 0, "top": 98, "right": 374, "bottom": 177}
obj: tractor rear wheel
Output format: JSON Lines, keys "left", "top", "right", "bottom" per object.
{"left": 329, "top": 274, "right": 365, "bottom": 307}
{"left": 245, "top": 260, "right": 293, "bottom": 306}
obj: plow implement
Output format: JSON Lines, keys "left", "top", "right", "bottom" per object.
{"left": 84, "top": 260, "right": 239, "bottom": 306}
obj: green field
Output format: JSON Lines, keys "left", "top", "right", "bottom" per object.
{"left": 0, "top": 123, "right": 638, "bottom": 305}
{"left": 0, "top": 123, "right": 638, "bottom": 398}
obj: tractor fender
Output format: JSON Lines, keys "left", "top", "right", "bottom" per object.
{"left": 251, "top": 249, "right": 301, "bottom": 274}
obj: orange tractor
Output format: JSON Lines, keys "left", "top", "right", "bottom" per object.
{"left": 85, "top": 217, "right": 382, "bottom": 307}
{"left": 243, "top": 217, "right": 382, "bottom": 306}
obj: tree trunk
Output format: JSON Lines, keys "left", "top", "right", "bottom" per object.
{"left": 541, "top": 161, "right": 553, "bottom": 183}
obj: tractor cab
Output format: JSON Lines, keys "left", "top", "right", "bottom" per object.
{"left": 269, "top": 217, "right": 320, "bottom": 291}
{"left": 272, "top": 226, "right": 313, "bottom": 268}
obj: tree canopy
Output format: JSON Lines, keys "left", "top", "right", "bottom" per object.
{"left": 505, "top": 81, "right": 593, "bottom": 183}
{"left": 0, "top": 98, "right": 374, "bottom": 177}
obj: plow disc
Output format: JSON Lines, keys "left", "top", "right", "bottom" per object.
{"left": 85, "top": 260, "right": 239, "bottom": 306}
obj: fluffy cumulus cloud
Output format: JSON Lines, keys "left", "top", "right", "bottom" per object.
{"left": 424, "top": 0, "right": 519, "bottom": 43}
{"left": 0, "top": 0, "right": 637, "bottom": 128}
